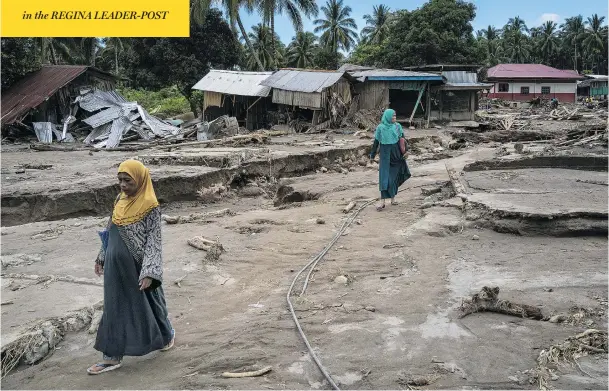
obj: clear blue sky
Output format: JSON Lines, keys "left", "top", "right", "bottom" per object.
{"left": 237, "top": 0, "right": 608, "bottom": 48}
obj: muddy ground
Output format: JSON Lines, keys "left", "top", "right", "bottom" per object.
{"left": 1, "top": 123, "right": 607, "bottom": 390}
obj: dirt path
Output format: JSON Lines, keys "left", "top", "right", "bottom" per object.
{"left": 1, "top": 146, "right": 607, "bottom": 390}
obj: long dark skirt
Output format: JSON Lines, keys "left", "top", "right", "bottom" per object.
{"left": 94, "top": 224, "right": 173, "bottom": 358}
{"left": 378, "top": 142, "right": 411, "bottom": 199}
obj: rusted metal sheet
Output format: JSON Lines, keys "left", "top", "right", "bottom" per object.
{"left": 1, "top": 65, "right": 115, "bottom": 126}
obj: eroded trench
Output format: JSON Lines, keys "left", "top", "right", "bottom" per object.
{"left": 1, "top": 145, "right": 373, "bottom": 226}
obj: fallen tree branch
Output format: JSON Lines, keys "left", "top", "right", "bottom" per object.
{"left": 162, "top": 208, "right": 232, "bottom": 224}
{"left": 221, "top": 366, "right": 272, "bottom": 378}
{"left": 459, "top": 286, "right": 544, "bottom": 320}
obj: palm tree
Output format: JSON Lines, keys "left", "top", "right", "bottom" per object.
{"left": 561, "top": 15, "right": 586, "bottom": 70}
{"left": 538, "top": 21, "right": 559, "bottom": 64}
{"left": 287, "top": 31, "right": 318, "bottom": 68}
{"left": 483, "top": 25, "right": 500, "bottom": 41}
{"left": 258, "top": 0, "right": 318, "bottom": 69}
{"left": 246, "top": 23, "right": 284, "bottom": 70}
{"left": 313, "top": 0, "right": 358, "bottom": 56}
{"left": 583, "top": 14, "right": 608, "bottom": 73}
{"left": 504, "top": 30, "right": 530, "bottom": 63}
{"left": 193, "top": 0, "right": 265, "bottom": 71}
{"left": 361, "top": 4, "right": 391, "bottom": 44}
{"left": 100, "top": 38, "right": 126, "bottom": 74}
{"left": 504, "top": 16, "right": 529, "bottom": 35}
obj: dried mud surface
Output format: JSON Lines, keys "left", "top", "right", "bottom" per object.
{"left": 1, "top": 130, "right": 607, "bottom": 390}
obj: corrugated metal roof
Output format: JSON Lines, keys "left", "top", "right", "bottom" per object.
{"left": 440, "top": 71, "right": 492, "bottom": 90}
{"left": 1, "top": 65, "right": 114, "bottom": 125}
{"left": 349, "top": 68, "right": 444, "bottom": 82}
{"left": 442, "top": 71, "right": 477, "bottom": 84}
{"left": 487, "top": 64, "right": 585, "bottom": 80}
{"left": 192, "top": 70, "right": 273, "bottom": 97}
{"left": 260, "top": 69, "right": 348, "bottom": 93}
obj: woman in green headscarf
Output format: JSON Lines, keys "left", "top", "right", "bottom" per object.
{"left": 369, "top": 109, "right": 411, "bottom": 211}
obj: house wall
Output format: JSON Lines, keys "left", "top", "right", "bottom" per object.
{"left": 590, "top": 81, "right": 608, "bottom": 98}
{"left": 487, "top": 79, "right": 577, "bottom": 102}
{"left": 430, "top": 90, "right": 476, "bottom": 121}
{"left": 354, "top": 81, "right": 389, "bottom": 110}
{"left": 272, "top": 89, "right": 323, "bottom": 109}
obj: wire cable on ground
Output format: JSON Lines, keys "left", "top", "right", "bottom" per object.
{"left": 286, "top": 198, "right": 376, "bottom": 390}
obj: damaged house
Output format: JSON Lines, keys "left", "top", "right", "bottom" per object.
{"left": 259, "top": 69, "right": 356, "bottom": 127}
{"left": 192, "top": 70, "right": 275, "bottom": 131}
{"left": 1, "top": 65, "right": 180, "bottom": 147}
{"left": 1, "top": 65, "right": 116, "bottom": 131}
{"left": 404, "top": 65, "right": 492, "bottom": 121}
{"left": 346, "top": 67, "right": 445, "bottom": 127}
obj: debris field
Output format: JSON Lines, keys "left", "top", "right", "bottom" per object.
{"left": 1, "top": 107, "right": 607, "bottom": 390}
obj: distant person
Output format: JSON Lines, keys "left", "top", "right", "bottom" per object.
{"left": 88, "top": 160, "right": 175, "bottom": 375}
{"left": 369, "top": 109, "right": 411, "bottom": 211}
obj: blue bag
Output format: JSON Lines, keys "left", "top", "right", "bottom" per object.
{"left": 98, "top": 229, "right": 110, "bottom": 251}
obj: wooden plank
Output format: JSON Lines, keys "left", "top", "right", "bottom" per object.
{"left": 409, "top": 85, "right": 426, "bottom": 124}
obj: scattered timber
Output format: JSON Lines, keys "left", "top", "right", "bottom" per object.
{"left": 162, "top": 208, "right": 232, "bottom": 224}
{"left": 221, "top": 366, "right": 272, "bottom": 378}
{"left": 459, "top": 286, "right": 544, "bottom": 320}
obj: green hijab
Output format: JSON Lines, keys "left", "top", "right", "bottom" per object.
{"left": 374, "top": 109, "right": 403, "bottom": 145}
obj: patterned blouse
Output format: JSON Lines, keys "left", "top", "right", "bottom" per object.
{"left": 96, "top": 207, "right": 163, "bottom": 284}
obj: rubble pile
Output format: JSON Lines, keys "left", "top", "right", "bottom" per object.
{"left": 29, "top": 89, "right": 247, "bottom": 149}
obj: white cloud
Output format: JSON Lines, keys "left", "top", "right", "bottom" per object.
{"left": 537, "top": 13, "right": 561, "bottom": 25}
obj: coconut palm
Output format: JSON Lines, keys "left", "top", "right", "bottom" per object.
{"left": 287, "top": 31, "right": 318, "bottom": 68}
{"left": 504, "top": 16, "right": 529, "bottom": 35}
{"left": 482, "top": 25, "right": 500, "bottom": 41}
{"left": 245, "top": 23, "right": 284, "bottom": 70}
{"left": 258, "top": 0, "right": 318, "bottom": 69}
{"left": 583, "top": 14, "right": 608, "bottom": 72}
{"left": 361, "top": 4, "right": 391, "bottom": 44}
{"left": 193, "top": 0, "right": 265, "bottom": 71}
{"left": 538, "top": 21, "right": 560, "bottom": 64}
{"left": 561, "top": 15, "right": 586, "bottom": 70}
{"left": 313, "top": 0, "right": 358, "bottom": 55}
{"left": 100, "top": 38, "right": 127, "bottom": 74}
{"left": 504, "top": 30, "right": 531, "bottom": 63}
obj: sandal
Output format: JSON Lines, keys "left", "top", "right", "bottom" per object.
{"left": 376, "top": 204, "right": 385, "bottom": 212}
{"left": 87, "top": 362, "right": 122, "bottom": 375}
{"left": 161, "top": 328, "right": 175, "bottom": 351}
{"left": 391, "top": 201, "right": 399, "bottom": 206}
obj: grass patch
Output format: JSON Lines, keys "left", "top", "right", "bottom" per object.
{"left": 118, "top": 86, "right": 190, "bottom": 118}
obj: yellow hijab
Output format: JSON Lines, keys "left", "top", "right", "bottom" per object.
{"left": 112, "top": 160, "right": 159, "bottom": 226}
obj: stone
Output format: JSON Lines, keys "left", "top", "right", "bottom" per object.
{"left": 240, "top": 186, "right": 265, "bottom": 198}
{"left": 364, "top": 306, "right": 376, "bottom": 312}
{"left": 340, "top": 168, "right": 349, "bottom": 175}
{"left": 316, "top": 218, "right": 326, "bottom": 225}
{"left": 320, "top": 167, "right": 328, "bottom": 173}
{"left": 334, "top": 275, "right": 348, "bottom": 284}
{"left": 472, "top": 235, "right": 480, "bottom": 240}
{"left": 421, "top": 185, "right": 443, "bottom": 196}
{"left": 548, "top": 314, "right": 566, "bottom": 323}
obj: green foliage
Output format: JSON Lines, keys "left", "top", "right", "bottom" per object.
{"left": 348, "top": 40, "right": 386, "bottom": 67}
{"left": 383, "top": 0, "right": 481, "bottom": 68}
{"left": 120, "top": 9, "right": 240, "bottom": 114}
{"left": 287, "top": 32, "right": 319, "bottom": 68}
{"left": 313, "top": 48, "right": 344, "bottom": 70}
{"left": 118, "top": 86, "right": 191, "bottom": 118}
{"left": 243, "top": 23, "right": 287, "bottom": 70}
{"left": 314, "top": 0, "right": 358, "bottom": 55}
{"left": 1, "top": 38, "right": 40, "bottom": 92}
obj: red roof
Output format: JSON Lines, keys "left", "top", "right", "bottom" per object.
{"left": 1, "top": 65, "right": 115, "bottom": 125}
{"left": 487, "top": 64, "right": 584, "bottom": 80}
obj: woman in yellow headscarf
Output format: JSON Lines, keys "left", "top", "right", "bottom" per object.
{"left": 87, "top": 160, "right": 175, "bottom": 375}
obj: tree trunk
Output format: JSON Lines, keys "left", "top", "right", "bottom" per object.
{"left": 271, "top": 13, "right": 276, "bottom": 69}
{"left": 49, "top": 42, "right": 58, "bottom": 65}
{"left": 115, "top": 48, "right": 119, "bottom": 75}
{"left": 237, "top": 14, "right": 265, "bottom": 71}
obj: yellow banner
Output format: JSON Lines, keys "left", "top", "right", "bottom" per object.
{"left": 1, "top": 0, "right": 190, "bottom": 37}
